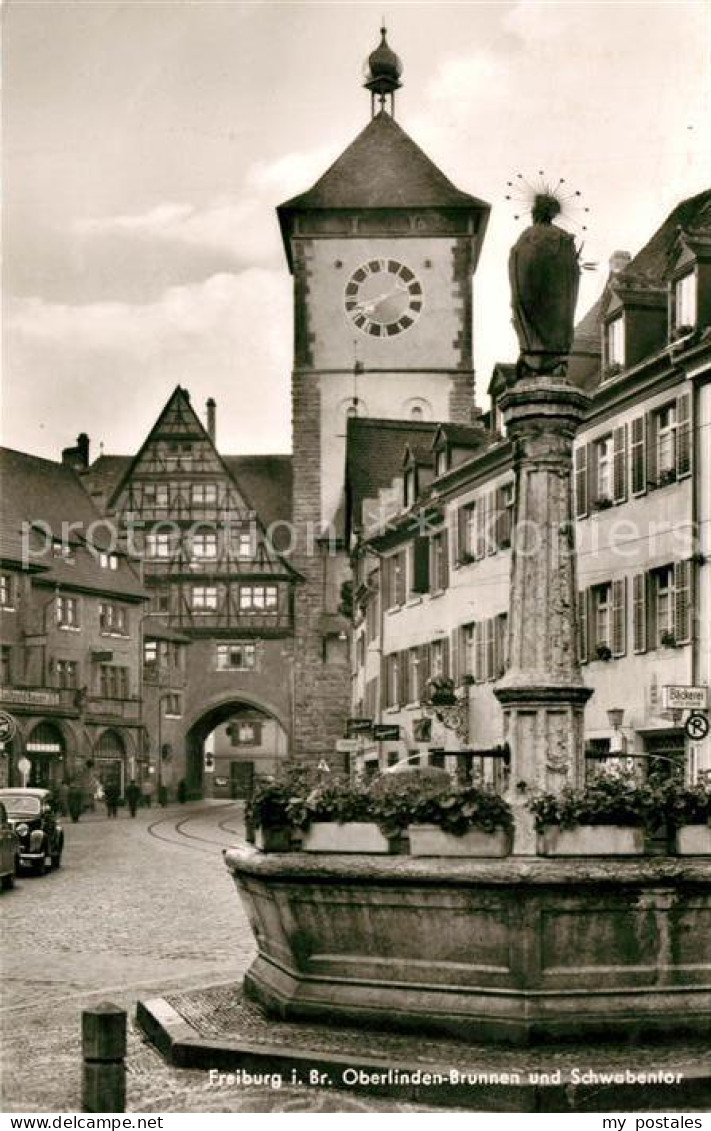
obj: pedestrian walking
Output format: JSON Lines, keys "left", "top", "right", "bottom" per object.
{"left": 104, "top": 781, "right": 119, "bottom": 819}
{"left": 141, "top": 777, "right": 154, "bottom": 808}
{"left": 125, "top": 779, "right": 141, "bottom": 818}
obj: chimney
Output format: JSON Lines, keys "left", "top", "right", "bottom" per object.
{"left": 206, "top": 398, "right": 216, "bottom": 444}
{"left": 61, "top": 432, "right": 90, "bottom": 471}
{"left": 609, "top": 250, "right": 631, "bottom": 276}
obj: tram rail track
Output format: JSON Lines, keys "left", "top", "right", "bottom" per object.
{"left": 146, "top": 803, "right": 248, "bottom": 855}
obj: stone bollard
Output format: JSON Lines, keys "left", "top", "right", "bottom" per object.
{"left": 81, "top": 1002, "right": 127, "bottom": 1112}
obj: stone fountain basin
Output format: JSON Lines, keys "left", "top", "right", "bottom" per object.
{"left": 224, "top": 847, "right": 711, "bottom": 1045}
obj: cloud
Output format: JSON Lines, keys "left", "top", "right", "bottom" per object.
{"left": 4, "top": 270, "right": 293, "bottom": 456}
{"left": 71, "top": 144, "right": 340, "bottom": 270}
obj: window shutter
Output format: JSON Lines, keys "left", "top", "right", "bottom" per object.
{"left": 631, "top": 416, "right": 647, "bottom": 495}
{"left": 574, "top": 446, "right": 588, "bottom": 517}
{"left": 613, "top": 425, "right": 628, "bottom": 503}
{"left": 645, "top": 412, "right": 657, "bottom": 488}
{"left": 475, "top": 622, "right": 485, "bottom": 682}
{"left": 476, "top": 494, "right": 487, "bottom": 558}
{"left": 381, "top": 657, "right": 389, "bottom": 710}
{"left": 412, "top": 537, "right": 430, "bottom": 593}
{"left": 611, "top": 578, "right": 627, "bottom": 656}
{"left": 495, "top": 614, "right": 508, "bottom": 676}
{"left": 674, "top": 560, "right": 691, "bottom": 644}
{"left": 419, "top": 643, "right": 430, "bottom": 695}
{"left": 485, "top": 618, "right": 496, "bottom": 680}
{"left": 588, "top": 441, "right": 599, "bottom": 507}
{"left": 397, "top": 551, "right": 406, "bottom": 606}
{"left": 440, "top": 529, "right": 450, "bottom": 590}
{"left": 676, "top": 393, "right": 691, "bottom": 478}
{"left": 451, "top": 629, "right": 461, "bottom": 686}
{"left": 442, "top": 635, "right": 451, "bottom": 679}
{"left": 399, "top": 651, "right": 408, "bottom": 707}
{"left": 487, "top": 492, "right": 497, "bottom": 555}
{"left": 632, "top": 573, "right": 647, "bottom": 653}
{"left": 577, "top": 590, "right": 588, "bottom": 663}
{"left": 456, "top": 507, "right": 467, "bottom": 563}
{"left": 646, "top": 572, "right": 657, "bottom": 651}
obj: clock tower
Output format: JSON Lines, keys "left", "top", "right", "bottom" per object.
{"left": 279, "top": 29, "right": 491, "bottom": 762}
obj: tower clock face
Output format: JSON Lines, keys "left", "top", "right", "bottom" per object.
{"left": 344, "top": 258, "right": 424, "bottom": 337}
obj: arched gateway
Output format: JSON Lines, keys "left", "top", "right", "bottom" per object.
{"left": 184, "top": 698, "right": 289, "bottom": 800}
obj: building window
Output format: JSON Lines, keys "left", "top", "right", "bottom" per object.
{"left": 98, "top": 553, "right": 119, "bottom": 570}
{"left": 461, "top": 623, "right": 476, "bottom": 679}
{"left": 593, "top": 583, "right": 612, "bottom": 651}
{"left": 157, "top": 593, "right": 170, "bottom": 613}
{"left": 56, "top": 596, "right": 79, "bottom": 629}
{"left": 99, "top": 665, "right": 129, "bottom": 699}
{"left": 55, "top": 660, "right": 78, "bottom": 689}
{"left": 385, "top": 653, "right": 400, "bottom": 708}
{"left": 385, "top": 551, "right": 406, "bottom": 609}
{"left": 232, "top": 531, "right": 254, "bottom": 559}
{"left": 0, "top": 645, "right": 10, "bottom": 685}
{"left": 673, "top": 271, "right": 697, "bottom": 330}
{"left": 228, "top": 720, "right": 261, "bottom": 746}
{"left": 435, "top": 448, "right": 449, "bottom": 477}
{"left": 217, "top": 643, "right": 257, "bottom": 671}
{"left": 144, "top": 640, "right": 158, "bottom": 666}
{"left": 594, "top": 434, "right": 613, "bottom": 503}
{"left": 191, "top": 483, "right": 218, "bottom": 507}
{"left": 655, "top": 566, "right": 674, "bottom": 646}
{"left": 459, "top": 503, "right": 477, "bottom": 561}
{"left": 239, "top": 585, "right": 278, "bottom": 612}
{"left": 606, "top": 315, "right": 625, "bottom": 368}
{"left": 192, "top": 585, "right": 218, "bottom": 611}
{"left": 365, "top": 577, "right": 379, "bottom": 643}
{"left": 430, "top": 531, "right": 449, "bottom": 593}
{"left": 99, "top": 602, "right": 128, "bottom": 635}
{"left": 192, "top": 532, "right": 218, "bottom": 559}
{"left": 0, "top": 574, "right": 15, "bottom": 610}
{"left": 655, "top": 403, "right": 676, "bottom": 480}
{"left": 163, "top": 693, "right": 182, "bottom": 718}
{"left": 403, "top": 467, "right": 416, "bottom": 508}
{"left": 430, "top": 639, "right": 445, "bottom": 679}
{"left": 407, "top": 648, "right": 420, "bottom": 703}
{"left": 146, "top": 532, "right": 172, "bottom": 558}
{"left": 143, "top": 483, "right": 170, "bottom": 510}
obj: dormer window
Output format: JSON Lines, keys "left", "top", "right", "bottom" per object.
{"left": 605, "top": 315, "right": 625, "bottom": 369}
{"left": 403, "top": 467, "right": 417, "bottom": 507}
{"left": 673, "top": 271, "right": 697, "bottom": 331}
{"left": 435, "top": 448, "right": 449, "bottom": 477}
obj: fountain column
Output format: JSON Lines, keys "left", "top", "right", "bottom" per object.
{"left": 494, "top": 192, "right": 592, "bottom": 854}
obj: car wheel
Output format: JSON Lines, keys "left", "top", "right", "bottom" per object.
{"left": 51, "top": 849, "right": 62, "bottom": 869}
{"left": 32, "top": 850, "right": 49, "bottom": 877}
{"left": 1, "top": 872, "right": 14, "bottom": 891}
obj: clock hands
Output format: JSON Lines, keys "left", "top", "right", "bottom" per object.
{"left": 352, "top": 281, "right": 410, "bottom": 318}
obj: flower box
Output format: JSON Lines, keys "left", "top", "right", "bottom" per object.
{"left": 254, "top": 826, "right": 293, "bottom": 853}
{"left": 539, "top": 825, "right": 644, "bottom": 856}
{"left": 301, "top": 821, "right": 393, "bottom": 854}
{"left": 675, "top": 825, "right": 711, "bottom": 856}
{"left": 408, "top": 824, "right": 510, "bottom": 857}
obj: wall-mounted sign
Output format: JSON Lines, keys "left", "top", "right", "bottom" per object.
{"left": 336, "top": 739, "right": 359, "bottom": 754}
{"left": 346, "top": 718, "right": 373, "bottom": 737}
{"left": 0, "top": 688, "right": 60, "bottom": 708}
{"left": 373, "top": 724, "right": 401, "bottom": 742}
{"left": 662, "top": 685, "right": 708, "bottom": 711}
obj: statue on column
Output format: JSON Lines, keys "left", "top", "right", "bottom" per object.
{"left": 509, "top": 193, "right": 580, "bottom": 379}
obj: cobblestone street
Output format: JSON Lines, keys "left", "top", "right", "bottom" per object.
{"left": 0, "top": 802, "right": 443, "bottom": 1114}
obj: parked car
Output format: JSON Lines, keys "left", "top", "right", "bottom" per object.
{"left": 0, "top": 801, "right": 19, "bottom": 890}
{"left": 0, "top": 788, "right": 64, "bottom": 875}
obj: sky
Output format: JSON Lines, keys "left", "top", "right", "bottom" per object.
{"left": 3, "top": 0, "right": 710, "bottom": 461}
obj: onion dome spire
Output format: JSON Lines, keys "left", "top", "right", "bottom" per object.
{"left": 363, "top": 26, "right": 403, "bottom": 118}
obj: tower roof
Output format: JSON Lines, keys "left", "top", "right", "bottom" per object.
{"left": 279, "top": 111, "right": 487, "bottom": 214}
{"left": 277, "top": 112, "right": 490, "bottom": 268}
